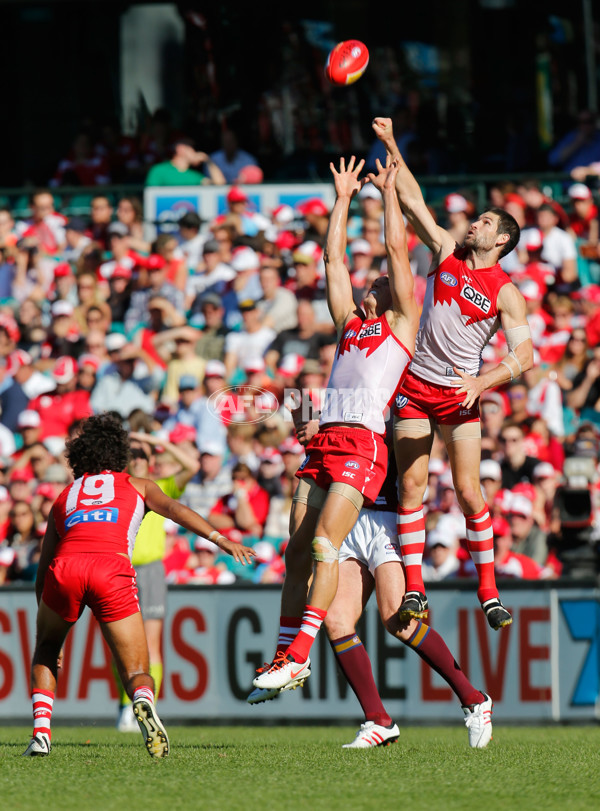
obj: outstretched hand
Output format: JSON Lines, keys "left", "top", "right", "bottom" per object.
{"left": 367, "top": 156, "right": 399, "bottom": 193}
{"left": 329, "top": 155, "right": 366, "bottom": 199}
{"left": 216, "top": 535, "right": 256, "bottom": 565}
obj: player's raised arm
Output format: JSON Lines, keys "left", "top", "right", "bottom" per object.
{"left": 325, "top": 156, "right": 365, "bottom": 332}
{"left": 372, "top": 117, "right": 454, "bottom": 260}
{"left": 367, "top": 158, "right": 419, "bottom": 346}
{"left": 133, "top": 478, "right": 256, "bottom": 565}
{"left": 454, "top": 282, "right": 534, "bottom": 409}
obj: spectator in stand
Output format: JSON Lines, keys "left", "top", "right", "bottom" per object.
{"left": 6, "top": 348, "right": 54, "bottom": 400}
{"left": 296, "top": 198, "right": 330, "bottom": 243}
{"left": 532, "top": 461, "right": 560, "bottom": 533}
{"left": 223, "top": 186, "right": 270, "bottom": 238}
{"left": 220, "top": 246, "right": 263, "bottom": 327}
{"left": 573, "top": 284, "right": 600, "bottom": 347}
{"left": 163, "top": 371, "right": 227, "bottom": 454}
{"left": 180, "top": 440, "right": 232, "bottom": 518}
{"left": 444, "top": 193, "right": 474, "bottom": 245}
{"left": 186, "top": 240, "right": 235, "bottom": 309}
{"left": 43, "top": 300, "right": 85, "bottom": 360}
{"left": 209, "top": 461, "right": 269, "bottom": 542}
{"left": 256, "top": 262, "right": 298, "bottom": 333}
{"left": 0, "top": 358, "right": 30, "bottom": 431}
{"left": 192, "top": 294, "right": 228, "bottom": 361}
{"left": 89, "top": 195, "right": 114, "bottom": 250}
{"left": 4, "top": 500, "right": 43, "bottom": 583}
{"left": 159, "top": 328, "right": 206, "bottom": 406}
{"left": 422, "top": 522, "right": 462, "bottom": 582}
{"left": 209, "top": 130, "right": 260, "bottom": 185}
{"left": 516, "top": 277, "right": 548, "bottom": 350}
{"left": 12, "top": 237, "right": 53, "bottom": 304}
{"left": 286, "top": 242, "right": 332, "bottom": 332}
{"left": 115, "top": 196, "right": 149, "bottom": 254}
{"left": 492, "top": 516, "right": 542, "bottom": 579}
{"left": 63, "top": 217, "right": 92, "bottom": 264}
{"left": 90, "top": 343, "right": 155, "bottom": 418}
{"left": 98, "top": 221, "right": 137, "bottom": 281}
{"left": 73, "top": 273, "right": 112, "bottom": 336}
{"left": 177, "top": 212, "right": 205, "bottom": 273}
{"left": 527, "top": 204, "right": 578, "bottom": 290}
{"left": 145, "top": 137, "right": 226, "bottom": 186}
{"left": 518, "top": 179, "right": 569, "bottom": 229}
{"left": 479, "top": 459, "right": 503, "bottom": 509}
{"left": 499, "top": 421, "right": 539, "bottom": 489}
{"left": 148, "top": 234, "right": 187, "bottom": 292}
{"left": 548, "top": 110, "right": 600, "bottom": 174}
{"left": 264, "top": 299, "right": 321, "bottom": 372}
{"left": 347, "top": 238, "right": 375, "bottom": 294}
{"left": 223, "top": 299, "right": 276, "bottom": 381}
{"left": 506, "top": 495, "right": 549, "bottom": 568}
{"left": 539, "top": 297, "right": 574, "bottom": 365}
{"left": 50, "top": 133, "right": 111, "bottom": 187}
{"left": 15, "top": 190, "right": 66, "bottom": 256}
{"left": 566, "top": 342, "right": 600, "bottom": 427}
{"left": 124, "top": 254, "right": 184, "bottom": 335}
{"left": 566, "top": 183, "right": 598, "bottom": 244}
{"left": 552, "top": 328, "right": 590, "bottom": 393}
{"left": 52, "top": 261, "right": 77, "bottom": 308}
{"left": 106, "top": 265, "right": 133, "bottom": 326}
{"left": 522, "top": 359, "right": 565, "bottom": 439}
{"left": 28, "top": 356, "right": 92, "bottom": 439}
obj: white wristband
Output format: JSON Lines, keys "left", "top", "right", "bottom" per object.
{"left": 208, "top": 530, "right": 220, "bottom": 542}
{"left": 500, "top": 359, "right": 514, "bottom": 381}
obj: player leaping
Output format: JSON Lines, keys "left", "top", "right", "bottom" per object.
{"left": 373, "top": 116, "right": 533, "bottom": 630}
{"left": 252, "top": 155, "right": 420, "bottom": 694}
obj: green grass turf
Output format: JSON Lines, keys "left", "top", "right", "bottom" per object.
{"left": 1, "top": 725, "right": 599, "bottom": 811}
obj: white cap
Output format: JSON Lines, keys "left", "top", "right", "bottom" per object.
{"left": 198, "top": 440, "right": 225, "bottom": 456}
{"left": 568, "top": 183, "right": 592, "bottom": 200}
{"left": 358, "top": 184, "right": 381, "bottom": 200}
{"left": 445, "top": 193, "right": 469, "bottom": 213}
{"left": 231, "top": 247, "right": 260, "bottom": 272}
{"left": 428, "top": 458, "right": 446, "bottom": 476}
{"left": 533, "top": 461, "right": 556, "bottom": 479}
{"left": 17, "top": 410, "right": 41, "bottom": 429}
{"left": 51, "top": 300, "right": 74, "bottom": 317}
{"left": 205, "top": 359, "right": 226, "bottom": 378}
{"left": 105, "top": 333, "right": 127, "bottom": 353}
{"left": 426, "top": 529, "right": 455, "bottom": 549}
{"left": 350, "top": 238, "right": 372, "bottom": 256}
{"left": 480, "top": 459, "right": 502, "bottom": 482}
{"left": 508, "top": 494, "right": 533, "bottom": 518}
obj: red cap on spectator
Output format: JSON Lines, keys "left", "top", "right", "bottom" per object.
{"left": 168, "top": 423, "right": 197, "bottom": 444}
{"left": 492, "top": 516, "right": 511, "bottom": 537}
{"left": 5, "top": 349, "right": 32, "bottom": 376}
{"left": 227, "top": 186, "right": 249, "bottom": 203}
{"left": 297, "top": 198, "right": 329, "bottom": 217}
{"left": 279, "top": 436, "right": 303, "bottom": 455}
{"left": 444, "top": 193, "right": 470, "bottom": 213}
{"left": 36, "top": 482, "right": 58, "bottom": 500}
{"left": 144, "top": 254, "right": 166, "bottom": 271}
{"left": 0, "top": 314, "right": 20, "bottom": 343}
{"left": 53, "top": 356, "right": 78, "bottom": 384}
{"left": 524, "top": 229, "right": 543, "bottom": 251}
{"left": 54, "top": 262, "right": 73, "bottom": 278}
{"left": 10, "top": 468, "right": 34, "bottom": 483}
{"left": 112, "top": 264, "right": 133, "bottom": 280}
{"left": 511, "top": 482, "right": 536, "bottom": 503}
{"left": 237, "top": 165, "right": 264, "bottom": 184}
{"left": 272, "top": 204, "right": 294, "bottom": 225}
{"left": 504, "top": 193, "right": 526, "bottom": 209}
{"left": 573, "top": 284, "right": 600, "bottom": 304}
{"left": 78, "top": 353, "right": 101, "bottom": 372}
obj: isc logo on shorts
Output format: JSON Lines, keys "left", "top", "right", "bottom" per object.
{"left": 345, "top": 461, "right": 360, "bottom": 469}
{"left": 358, "top": 322, "right": 382, "bottom": 339}
{"left": 341, "top": 471, "right": 356, "bottom": 479}
{"left": 65, "top": 508, "right": 119, "bottom": 528}
{"left": 395, "top": 394, "right": 408, "bottom": 409}
{"left": 461, "top": 284, "right": 491, "bottom": 313}
{"left": 440, "top": 272, "right": 458, "bottom": 287}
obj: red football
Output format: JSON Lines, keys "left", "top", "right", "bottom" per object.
{"left": 325, "top": 40, "right": 369, "bottom": 86}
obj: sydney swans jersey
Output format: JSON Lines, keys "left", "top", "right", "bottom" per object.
{"left": 410, "top": 250, "right": 510, "bottom": 386}
{"left": 53, "top": 471, "right": 145, "bottom": 559}
{"left": 320, "top": 314, "right": 412, "bottom": 434}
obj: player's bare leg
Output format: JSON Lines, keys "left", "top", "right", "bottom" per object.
{"left": 253, "top": 490, "right": 361, "bottom": 692}
{"left": 102, "top": 612, "right": 169, "bottom": 758}
{"left": 394, "top": 421, "right": 433, "bottom": 619}
{"left": 445, "top": 432, "right": 512, "bottom": 630}
{"left": 327, "top": 559, "right": 400, "bottom": 748}
{"left": 23, "top": 600, "right": 74, "bottom": 756}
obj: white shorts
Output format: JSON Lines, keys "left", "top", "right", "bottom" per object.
{"left": 339, "top": 509, "right": 402, "bottom": 575}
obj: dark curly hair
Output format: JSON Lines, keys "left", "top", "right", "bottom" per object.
{"left": 65, "top": 413, "right": 130, "bottom": 479}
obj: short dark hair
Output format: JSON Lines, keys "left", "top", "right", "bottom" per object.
{"left": 179, "top": 212, "right": 202, "bottom": 231}
{"left": 65, "top": 413, "right": 130, "bottom": 479}
{"left": 486, "top": 207, "right": 520, "bottom": 258}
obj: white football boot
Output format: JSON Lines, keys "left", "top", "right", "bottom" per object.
{"left": 342, "top": 721, "right": 400, "bottom": 749}
{"left": 463, "top": 692, "right": 493, "bottom": 748}
{"left": 22, "top": 732, "right": 51, "bottom": 757}
{"left": 252, "top": 653, "right": 311, "bottom": 691}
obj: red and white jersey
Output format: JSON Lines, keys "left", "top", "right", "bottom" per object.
{"left": 53, "top": 470, "right": 145, "bottom": 559}
{"left": 410, "top": 250, "right": 511, "bottom": 387}
{"left": 320, "top": 314, "right": 412, "bottom": 434}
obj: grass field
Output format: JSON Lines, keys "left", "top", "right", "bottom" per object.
{"left": 1, "top": 725, "right": 599, "bottom": 811}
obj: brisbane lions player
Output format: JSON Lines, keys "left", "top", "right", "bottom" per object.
{"left": 24, "top": 413, "right": 254, "bottom": 758}
{"left": 252, "top": 155, "right": 420, "bottom": 694}
{"left": 373, "top": 116, "right": 533, "bottom": 630}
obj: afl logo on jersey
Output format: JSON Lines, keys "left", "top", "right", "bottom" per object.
{"left": 345, "top": 460, "right": 360, "bottom": 469}
{"left": 461, "top": 284, "right": 491, "bottom": 313}
{"left": 395, "top": 394, "right": 408, "bottom": 410}
{"left": 440, "top": 272, "right": 458, "bottom": 287}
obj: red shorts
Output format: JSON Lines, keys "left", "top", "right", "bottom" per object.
{"left": 394, "top": 370, "right": 480, "bottom": 425}
{"left": 42, "top": 554, "right": 140, "bottom": 623}
{"left": 296, "top": 425, "right": 387, "bottom": 506}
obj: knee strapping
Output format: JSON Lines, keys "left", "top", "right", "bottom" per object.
{"left": 312, "top": 535, "right": 339, "bottom": 563}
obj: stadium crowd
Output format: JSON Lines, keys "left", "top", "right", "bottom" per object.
{"left": 1, "top": 170, "right": 600, "bottom": 589}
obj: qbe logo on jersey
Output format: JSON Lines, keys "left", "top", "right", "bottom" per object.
{"left": 461, "top": 284, "right": 491, "bottom": 313}
{"left": 358, "top": 322, "right": 382, "bottom": 340}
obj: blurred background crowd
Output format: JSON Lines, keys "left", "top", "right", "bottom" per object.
{"left": 1, "top": 0, "right": 600, "bottom": 589}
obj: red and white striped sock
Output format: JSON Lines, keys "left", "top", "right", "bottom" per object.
{"left": 132, "top": 686, "right": 155, "bottom": 704}
{"left": 277, "top": 616, "right": 302, "bottom": 656}
{"left": 465, "top": 507, "right": 498, "bottom": 604}
{"left": 286, "top": 605, "right": 327, "bottom": 663}
{"left": 32, "top": 689, "right": 54, "bottom": 740}
{"left": 397, "top": 506, "right": 426, "bottom": 594}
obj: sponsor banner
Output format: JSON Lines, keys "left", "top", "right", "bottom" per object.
{"left": 0, "top": 586, "right": 598, "bottom": 722}
{"left": 143, "top": 184, "right": 336, "bottom": 239}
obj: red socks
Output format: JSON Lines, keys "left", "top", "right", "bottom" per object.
{"left": 32, "top": 689, "right": 54, "bottom": 741}
{"left": 397, "top": 506, "right": 426, "bottom": 594}
{"left": 465, "top": 507, "right": 498, "bottom": 604}
{"left": 286, "top": 605, "right": 327, "bottom": 663}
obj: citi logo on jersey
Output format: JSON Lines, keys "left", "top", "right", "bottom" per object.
{"left": 461, "top": 284, "right": 491, "bottom": 313}
{"left": 358, "top": 322, "right": 383, "bottom": 339}
{"left": 65, "top": 508, "right": 119, "bottom": 528}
